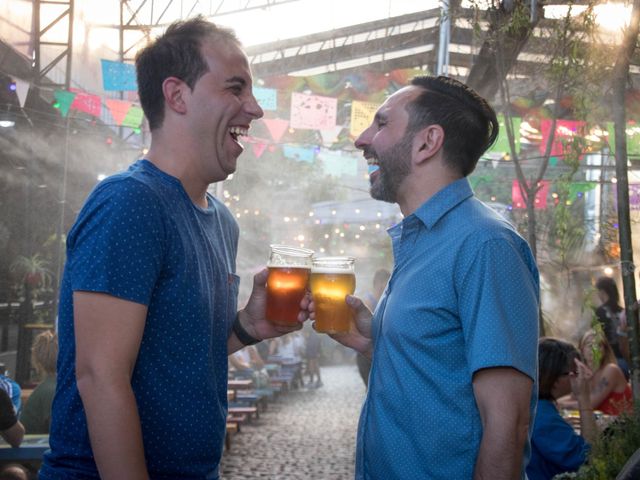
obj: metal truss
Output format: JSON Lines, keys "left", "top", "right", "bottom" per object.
{"left": 33, "top": 0, "right": 74, "bottom": 90}
{"left": 119, "top": 0, "right": 300, "bottom": 62}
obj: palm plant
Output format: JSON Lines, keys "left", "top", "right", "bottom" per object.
{"left": 10, "top": 254, "right": 52, "bottom": 289}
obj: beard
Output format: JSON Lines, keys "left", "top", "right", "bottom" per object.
{"left": 367, "top": 133, "right": 413, "bottom": 204}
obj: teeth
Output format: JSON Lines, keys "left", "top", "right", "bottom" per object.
{"left": 363, "top": 154, "right": 378, "bottom": 166}
{"left": 229, "top": 126, "right": 248, "bottom": 137}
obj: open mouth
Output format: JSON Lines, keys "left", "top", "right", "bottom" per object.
{"left": 366, "top": 155, "right": 380, "bottom": 175}
{"left": 229, "top": 126, "right": 249, "bottom": 142}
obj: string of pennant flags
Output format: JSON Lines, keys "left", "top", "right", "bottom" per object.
{"left": 7, "top": 58, "right": 640, "bottom": 157}
{"left": 6, "top": 59, "right": 640, "bottom": 210}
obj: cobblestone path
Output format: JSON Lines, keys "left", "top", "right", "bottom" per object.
{"left": 220, "top": 364, "right": 366, "bottom": 480}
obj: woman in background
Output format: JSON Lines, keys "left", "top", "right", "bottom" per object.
{"left": 20, "top": 331, "right": 58, "bottom": 434}
{"left": 578, "top": 329, "right": 632, "bottom": 416}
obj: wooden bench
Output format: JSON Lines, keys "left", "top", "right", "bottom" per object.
{"left": 227, "top": 413, "right": 247, "bottom": 429}
{"left": 227, "top": 406, "right": 258, "bottom": 421}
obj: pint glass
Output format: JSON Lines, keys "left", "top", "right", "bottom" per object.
{"left": 266, "top": 245, "right": 313, "bottom": 326}
{"left": 310, "top": 257, "right": 356, "bottom": 334}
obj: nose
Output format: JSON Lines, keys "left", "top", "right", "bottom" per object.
{"left": 246, "top": 93, "right": 264, "bottom": 120}
{"left": 354, "top": 125, "right": 373, "bottom": 150}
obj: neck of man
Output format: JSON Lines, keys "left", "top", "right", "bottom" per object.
{"left": 146, "top": 129, "right": 211, "bottom": 209}
{"left": 397, "top": 162, "right": 462, "bottom": 217}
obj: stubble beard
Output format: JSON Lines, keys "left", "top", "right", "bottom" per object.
{"left": 369, "top": 134, "right": 413, "bottom": 204}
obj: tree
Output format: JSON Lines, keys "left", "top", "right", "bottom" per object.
{"left": 467, "top": 0, "right": 614, "bottom": 335}
{"left": 610, "top": 0, "right": 640, "bottom": 402}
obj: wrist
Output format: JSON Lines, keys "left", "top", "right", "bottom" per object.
{"left": 233, "top": 314, "right": 261, "bottom": 346}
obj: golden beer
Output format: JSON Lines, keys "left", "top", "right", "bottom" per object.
{"left": 266, "top": 245, "right": 313, "bottom": 326}
{"left": 310, "top": 257, "right": 356, "bottom": 334}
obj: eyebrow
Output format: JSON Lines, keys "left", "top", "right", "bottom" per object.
{"left": 225, "top": 76, "right": 247, "bottom": 87}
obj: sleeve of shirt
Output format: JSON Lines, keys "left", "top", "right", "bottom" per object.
{"left": 532, "top": 405, "right": 590, "bottom": 471}
{"left": 67, "top": 178, "right": 166, "bottom": 306}
{"left": 0, "top": 389, "right": 17, "bottom": 431}
{"left": 459, "top": 236, "right": 539, "bottom": 381}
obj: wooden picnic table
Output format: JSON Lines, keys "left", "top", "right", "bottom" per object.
{"left": 227, "top": 379, "right": 253, "bottom": 390}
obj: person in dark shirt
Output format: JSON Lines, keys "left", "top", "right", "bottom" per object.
{"left": 0, "top": 388, "right": 23, "bottom": 448}
{"left": 594, "top": 276, "right": 630, "bottom": 379}
{"left": 527, "top": 338, "right": 596, "bottom": 480}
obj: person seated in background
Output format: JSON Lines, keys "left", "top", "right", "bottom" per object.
{"left": 559, "top": 329, "right": 632, "bottom": 416}
{"left": 268, "top": 333, "right": 302, "bottom": 362}
{"left": 0, "top": 388, "right": 24, "bottom": 448}
{"left": 0, "top": 372, "right": 21, "bottom": 416}
{"left": 20, "top": 331, "right": 58, "bottom": 434}
{"left": 527, "top": 337, "right": 597, "bottom": 480}
{"left": 0, "top": 379, "right": 29, "bottom": 480}
{"left": 229, "top": 345, "right": 270, "bottom": 389}
{"left": 0, "top": 463, "right": 30, "bottom": 480}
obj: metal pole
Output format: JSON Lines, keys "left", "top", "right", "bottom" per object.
{"left": 437, "top": 0, "right": 450, "bottom": 75}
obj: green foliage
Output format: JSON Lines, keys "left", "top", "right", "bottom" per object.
{"left": 9, "top": 253, "right": 52, "bottom": 289}
{"left": 501, "top": 1, "right": 532, "bottom": 37}
{"left": 549, "top": 135, "right": 587, "bottom": 267}
{"left": 545, "top": 1, "right": 611, "bottom": 123}
{"left": 580, "top": 286, "right": 605, "bottom": 367}
{"left": 573, "top": 403, "right": 640, "bottom": 479}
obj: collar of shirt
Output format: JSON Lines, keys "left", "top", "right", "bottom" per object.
{"left": 410, "top": 177, "right": 474, "bottom": 230}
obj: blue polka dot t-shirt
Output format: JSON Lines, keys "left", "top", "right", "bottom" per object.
{"left": 41, "top": 160, "right": 239, "bottom": 480}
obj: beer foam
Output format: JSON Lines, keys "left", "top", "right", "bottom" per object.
{"left": 311, "top": 267, "right": 353, "bottom": 274}
{"left": 267, "top": 264, "right": 311, "bottom": 269}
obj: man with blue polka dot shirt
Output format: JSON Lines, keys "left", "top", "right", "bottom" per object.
{"left": 311, "top": 76, "right": 539, "bottom": 479}
{"left": 41, "top": 17, "right": 306, "bottom": 480}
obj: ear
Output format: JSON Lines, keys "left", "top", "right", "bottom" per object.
{"left": 413, "top": 124, "right": 444, "bottom": 165}
{"left": 162, "top": 77, "right": 188, "bottom": 115}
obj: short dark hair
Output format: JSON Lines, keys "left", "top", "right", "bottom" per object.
{"left": 595, "top": 276, "right": 620, "bottom": 308}
{"left": 538, "top": 337, "right": 579, "bottom": 400}
{"left": 406, "top": 76, "right": 499, "bottom": 177}
{"left": 135, "top": 15, "right": 240, "bottom": 130}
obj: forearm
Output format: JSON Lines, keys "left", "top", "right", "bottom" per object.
{"left": 2, "top": 421, "right": 24, "bottom": 447}
{"left": 472, "top": 369, "right": 532, "bottom": 480}
{"left": 474, "top": 423, "right": 527, "bottom": 479}
{"left": 78, "top": 375, "right": 149, "bottom": 480}
{"left": 577, "top": 392, "right": 598, "bottom": 444}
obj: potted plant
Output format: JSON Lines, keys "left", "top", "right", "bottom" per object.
{"left": 10, "top": 254, "right": 52, "bottom": 291}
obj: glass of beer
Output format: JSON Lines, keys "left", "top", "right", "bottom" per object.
{"left": 266, "top": 245, "right": 313, "bottom": 327}
{"left": 310, "top": 256, "right": 356, "bottom": 334}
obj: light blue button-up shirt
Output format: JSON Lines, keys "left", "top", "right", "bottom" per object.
{"left": 356, "top": 177, "right": 539, "bottom": 479}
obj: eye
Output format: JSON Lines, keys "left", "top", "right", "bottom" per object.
{"left": 228, "top": 84, "right": 243, "bottom": 95}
